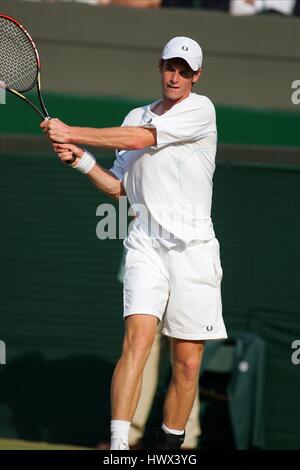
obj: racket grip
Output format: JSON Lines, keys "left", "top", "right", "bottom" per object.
{"left": 53, "top": 143, "right": 76, "bottom": 165}
{"left": 65, "top": 155, "right": 77, "bottom": 165}
{"left": 45, "top": 117, "right": 77, "bottom": 165}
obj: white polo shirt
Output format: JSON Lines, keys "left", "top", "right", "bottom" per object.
{"left": 110, "top": 93, "right": 217, "bottom": 245}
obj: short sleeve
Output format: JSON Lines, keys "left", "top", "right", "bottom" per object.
{"left": 143, "top": 97, "right": 216, "bottom": 149}
{"left": 110, "top": 149, "right": 128, "bottom": 180}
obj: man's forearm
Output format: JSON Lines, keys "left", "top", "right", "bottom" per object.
{"left": 41, "top": 118, "right": 156, "bottom": 149}
{"left": 87, "top": 163, "right": 125, "bottom": 200}
{"left": 69, "top": 126, "right": 156, "bottom": 150}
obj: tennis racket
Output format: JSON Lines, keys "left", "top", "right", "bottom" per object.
{"left": 0, "top": 14, "right": 76, "bottom": 164}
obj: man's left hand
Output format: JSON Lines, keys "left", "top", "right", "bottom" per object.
{"left": 41, "top": 118, "right": 71, "bottom": 143}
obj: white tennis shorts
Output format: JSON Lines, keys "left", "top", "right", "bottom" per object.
{"left": 123, "top": 228, "right": 227, "bottom": 341}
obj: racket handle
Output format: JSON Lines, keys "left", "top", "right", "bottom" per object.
{"left": 45, "top": 116, "right": 77, "bottom": 165}
{"left": 65, "top": 155, "right": 77, "bottom": 165}
{"left": 54, "top": 142, "right": 77, "bottom": 165}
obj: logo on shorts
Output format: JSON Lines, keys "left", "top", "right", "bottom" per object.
{"left": 206, "top": 325, "right": 213, "bottom": 332}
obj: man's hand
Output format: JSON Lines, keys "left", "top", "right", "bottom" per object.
{"left": 41, "top": 118, "right": 72, "bottom": 143}
{"left": 53, "top": 143, "right": 84, "bottom": 165}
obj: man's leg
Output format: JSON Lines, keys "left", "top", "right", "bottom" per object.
{"left": 129, "top": 329, "right": 163, "bottom": 448}
{"left": 110, "top": 314, "right": 158, "bottom": 449}
{"left": 156, "top": 339, "right": 205, "bottom": 449}
{"left": 184, "top": 385, "right": 201, "bottom": 448}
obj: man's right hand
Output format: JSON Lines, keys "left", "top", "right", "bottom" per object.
{"left": 53, "top": 143, "right": 84, "bottom": 165}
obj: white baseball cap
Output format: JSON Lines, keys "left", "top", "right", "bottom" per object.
{"left": 161, "top": 36, "right": 203, "bottom": 71}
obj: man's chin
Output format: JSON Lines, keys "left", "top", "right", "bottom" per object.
{"left": 164, "top": 91, "right": 182, "bottom": 102}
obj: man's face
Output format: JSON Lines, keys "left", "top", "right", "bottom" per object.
{"left": 160, "top": 58, "right": 201, "bottom": 103}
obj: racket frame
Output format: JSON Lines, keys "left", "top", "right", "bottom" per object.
{"left": 0, "top": 13, "right": 49, "bottom": 119}
{"left": 0, "top": 13, "right": 76, "bottom": 163}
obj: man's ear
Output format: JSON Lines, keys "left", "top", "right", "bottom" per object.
{"left": 192, "top": 69, "right": 202, "bottom": 84}
{"left": 158, "top": 59, "right": 164, "bottom": 73}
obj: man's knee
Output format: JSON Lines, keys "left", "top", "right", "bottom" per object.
{"left": 123, "top": 318, "right": 157, "bottom": 360}
{"left": 171, "top": 340, "right": 204, "bottom": 383}
{"left": 174, "top": 357, "right": 200, "bottom": 383}
{"left": 126, "top": 332, "right": 153, "bottom": 355}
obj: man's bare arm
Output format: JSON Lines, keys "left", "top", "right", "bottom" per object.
{"left": 41, "top": 119, "right": 156, "bottom": 150}
{"left": 53, "top": 143, "right": 125, "bottom": 200}
{"left": 87, "top": 165, "right": 126, "bottom": 200}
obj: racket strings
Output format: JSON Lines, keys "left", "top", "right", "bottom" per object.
{"left": 0, "top": 17, "right": 38, "bottom": 92}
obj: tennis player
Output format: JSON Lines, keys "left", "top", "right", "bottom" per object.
{"left": 42, "top": 36, "right": 227, "bottom": 450}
